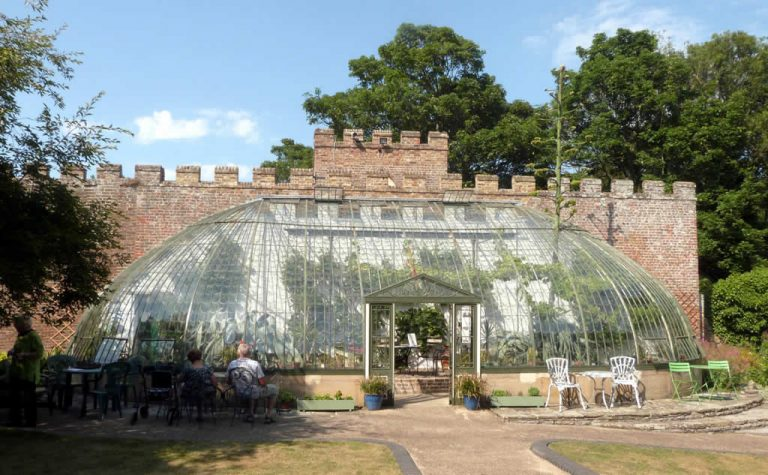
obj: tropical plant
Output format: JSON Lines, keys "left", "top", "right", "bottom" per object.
{"left": 360, "top": 377, "right": 389, "bottom": 396}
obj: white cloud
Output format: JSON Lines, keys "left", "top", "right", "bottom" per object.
{"left": 134, "top": 110, "right": 207, "bottom": 144}
{"left": 134, "top": 109, "right": 260, "bottom": 145}
{"left": 551, "top": 0, "right": 702, "bottom": 67}
{"left": 199, "top": 109, "right": 260, "bottom": 144}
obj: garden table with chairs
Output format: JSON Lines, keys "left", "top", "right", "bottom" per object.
{"left": 576, "top": 370, "right": 613, "bottom": 409}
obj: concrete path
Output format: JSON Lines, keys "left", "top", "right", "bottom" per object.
{"left": 11, "top": 394, "right": 768, "bottom": 475}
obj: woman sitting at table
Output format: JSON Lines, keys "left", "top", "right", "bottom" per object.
{"left": 178, "top": 349, "right": 218, "bottom": 421}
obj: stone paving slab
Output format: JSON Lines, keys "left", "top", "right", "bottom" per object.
{"left": 4, "top": 393, "right": 768, "bottom": 475}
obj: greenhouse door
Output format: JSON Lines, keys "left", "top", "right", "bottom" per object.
{"left": 364, "top": 274, "right": 480, "bottom": 407}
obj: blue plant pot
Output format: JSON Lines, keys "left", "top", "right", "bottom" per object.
{"left": 364, "top": 394, "right": 384, "bottom": 411}
{"left": 463, "top": 396, "right": 479, "bottom": 410}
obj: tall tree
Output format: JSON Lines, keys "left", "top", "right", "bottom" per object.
{"left": 303, "top": 23, "right": 512, "bottom": 180}
{"left": 685, "top": 32, "right": 768, "bottom": 279}
{"left": 260, "top": 138, "right": 313, "bottom": 183}
{"left": 566, "top": 29, "right": 690, "bottom": 186}
{"left": 0, "top": 2, "right": 126, "bottom": 326}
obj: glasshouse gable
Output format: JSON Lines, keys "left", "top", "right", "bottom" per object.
{"left": 34, "top": 128, "right": 701, "bottom": 402}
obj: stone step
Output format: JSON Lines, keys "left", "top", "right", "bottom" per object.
{"left": 593, "top": 404, "right": 768, "bottom": 432}
{"left": 395, "top": 376, "right": 450, "bottom": 395}
{"left": 493, "top": 393, "right": 766, "bottom": 432}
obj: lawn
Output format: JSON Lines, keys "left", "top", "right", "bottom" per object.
{"left": 549, "top": 441, "right": 768, "bottom": 474}
{"left": 0, "top": 429, "right": 401, "bottom": 474}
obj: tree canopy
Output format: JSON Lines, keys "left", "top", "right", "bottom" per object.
{"left": 0, "top": 2, "right": 125, "bottom": 326}
{"left": 260, "top": 138, "right": 313, "bottom": 183}
{"left": 303, "top": 23, "right": 530, "bottom": 180}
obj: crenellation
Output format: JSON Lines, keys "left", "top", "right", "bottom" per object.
{"left": 427, "top": 131, "right": 449, "bottom": 149}
{"left": 37, "top": 127, "right": 700, "bottom": 353}
{"left": 547, "top": 177, "right": 571, "bottom": 192}
{"left": 372, "top": 130, "right": 393, "bottom": 145}
{"left": 611, "top": 179, "right": 634, "bottom": 196}
{"left": 475, "top": 174, "right": 498, "bottom": 193}
{"left": 60, "top": 166, "right": 86, "bottom": 186}
{"left": 214, "top": 166, "right": 239, "bottom": 186}
{"left": 176, "top": 165, "right": 201, "bottom": 184}
{"left": 253, "top": 167, "right": 276, "bottom": 187}
{"left": 342, "top": 128, "right": 365, "bottom": 145}
{"left": 642, "top": 180, "right": 665, "bottom": 196}
{"left": 97, "top": 163, "right": 123, "bottom": 182}
{"left": 580, "top": 178, "right": 602, "bottom": 194}
{"left": 511, "top": 175, "right": 535, "bottom": 193}
{"left": 673, "top": 181, "right": 696, "bottom": 199}
{"left": 135, "top": 165, "right": 164, "bottom": 183}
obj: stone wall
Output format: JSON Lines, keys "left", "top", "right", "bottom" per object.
{"left": 0, "top": 128, "right": 700, "bottom": 351}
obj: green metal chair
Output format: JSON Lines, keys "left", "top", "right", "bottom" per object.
{"left": 706, "top": 360, "right": 735, "bottom": 398}
{"left": 669, "top": 362, "right": 701, "bottom": 401}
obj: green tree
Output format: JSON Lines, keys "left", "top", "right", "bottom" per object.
{"left": 684, "top": 32, "right": 768, "bottom": 280}
{"left": 260, "top": 138, "right": 313, "bottom": 183}
{"left": 566, "top": 29, "right": 690, "bottom": 186}
{"left": 303, "top": 23, "right": 512, "bottom": 180}
{"left": 0, "top": 2, "right": 126, "bottom": 326}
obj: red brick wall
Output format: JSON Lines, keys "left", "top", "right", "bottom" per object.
{"left": 0, "top": 129, "right": 700, "bottom": 351}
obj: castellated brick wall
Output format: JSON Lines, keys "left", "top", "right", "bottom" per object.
{"left": 0, "top": 129, "right": 700, "bottom": 351}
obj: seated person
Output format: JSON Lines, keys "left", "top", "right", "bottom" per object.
{"left": 227, "top": 343, "right": 278, "bottom": 424}
{"left": 178, "top": 349, "right": 218, "bottom": 421}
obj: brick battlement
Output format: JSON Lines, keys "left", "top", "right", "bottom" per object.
{"left": 2, "top": 128, "right": 699, "bottom": 353}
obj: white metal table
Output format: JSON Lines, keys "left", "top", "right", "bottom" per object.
{"left": 578, "top": 370, "right": 613, "bottom": 409}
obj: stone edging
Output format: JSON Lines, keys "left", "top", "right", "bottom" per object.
{"left": 530, "top": 439, "right": 597, "bottom": 475}
{"left": 338, "top": 437, "right": 421, "bottom": 475}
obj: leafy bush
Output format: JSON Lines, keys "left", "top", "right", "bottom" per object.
{"left": 491, "top": 389, "right": 510, "bottom": 397}
{"left": 699, "top": 340, "right": 758, "bottom": 386}
{"left": 712, "top": 267, "right": 768, "bottom": 347}
{"left": 302, "top": 392, "right": 353, "bottom": 401}
{"left": 360, "top": 377, "right": 389, "bottom": 395}
{"left": 527, "top": 387, "right": 541, "bottom": 397}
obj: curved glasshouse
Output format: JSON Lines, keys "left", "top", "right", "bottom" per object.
{"left": 70, "top": 198, "right": 701, "bottom": 368}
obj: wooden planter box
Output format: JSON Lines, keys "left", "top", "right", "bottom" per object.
{"left": 490, "top": 396, "right": 547, "bottom": 408}
{"left": 297, "top": 399, "right": 356, "bottom": 412}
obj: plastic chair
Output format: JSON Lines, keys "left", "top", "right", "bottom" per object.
{"left": 143, "top": 365, "right": 178, "bottom": 422}
{"left": 91, "top": 362, "right": 129, "bottom": 420}
{"left": 609, "top": 356, "right": 642, "bottom": 408}
{"left": 706, "top": 360, "right": 735, "bottom": 398}
{"left": 545, "top": 358, "right": 588, "bottom": 412}
{"left": 668, "top": 362, "right": 701, "bottom": 400}
{"left": 42, "top": 354, "right": 78, "bottom": 414}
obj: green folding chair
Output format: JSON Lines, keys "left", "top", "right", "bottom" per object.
{"left": 706, "top": 360, "right": 735, "bottom": 398}
{"left": 669, "top": 362, "right": 701, "bottom": 401}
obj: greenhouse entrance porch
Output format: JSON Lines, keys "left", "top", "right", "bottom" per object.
{"left": 364, "top": 273, "right": 481, "bottom": 407}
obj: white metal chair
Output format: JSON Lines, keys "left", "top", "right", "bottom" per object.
{"left": 609, "top": 356, "right": 642, "bottom": 408}
{"left": 545, "top": 357, "right": 588, "bottom": 412}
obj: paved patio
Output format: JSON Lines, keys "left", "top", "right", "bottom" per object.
{"left": 4, "top": 392, "right": 768, "bottom": 474}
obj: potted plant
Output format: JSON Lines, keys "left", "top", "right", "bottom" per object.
{"left": 456, "top": 374, "right": 485, "bottom": 410}
{"left": 360, "top": 377, "right": 389, "bottom": 410}
{"left": 489, "top": 386, "right": 547, "bottom": 408}
{"left": 297, "top": 391, "right": 355, "bottom": 412}
{"left": 277, "top": 389, "right": 296, "bottom": 413}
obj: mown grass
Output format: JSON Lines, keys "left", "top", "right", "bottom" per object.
{"left": 0, "top": 429, "right": 401, "bottom": 474}
{"left": 549, "top": 440, "right": 768, "bottom": 474}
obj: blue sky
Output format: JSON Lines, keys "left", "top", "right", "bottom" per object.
{"left": 6, "top": 0, "right": 768, "bottom": 180}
